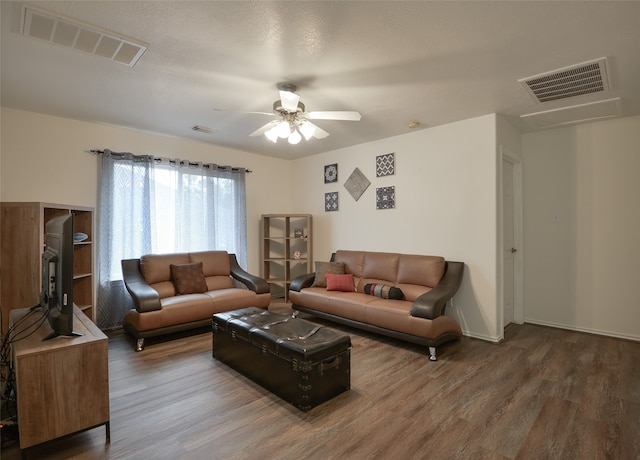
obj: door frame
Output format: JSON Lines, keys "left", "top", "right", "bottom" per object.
{"left": 498, "top": 146, "right": 524, "bottom": 334}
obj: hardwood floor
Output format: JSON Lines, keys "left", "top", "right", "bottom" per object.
{"left": 2, "top": 302, "right": 639, "bottom": 459}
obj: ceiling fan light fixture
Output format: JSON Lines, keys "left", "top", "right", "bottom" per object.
{"left": 288, "top": 129, "right": 302, "bottom": 145}
{"left": 264, "top": 127, "right": 279, "bottom": 143}
{"left": 244, "top": 83, "right": 359, "bottom": 145}
{"left": 276, "top": 121, "right": 290, "bottom": 138}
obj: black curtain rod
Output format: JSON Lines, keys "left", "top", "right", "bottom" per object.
{"left": 88, "top": 149, "right": 252, "bottom": 173}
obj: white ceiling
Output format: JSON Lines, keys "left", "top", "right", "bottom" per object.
{"left": 2, "top": 1, "right": 640, "bottom": 160}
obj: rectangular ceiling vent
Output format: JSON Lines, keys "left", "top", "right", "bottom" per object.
{"left": 519, "top": 57, "right": 610, "bottom": 103}
{"left": 21, "top": 4, "right": 148, "bottom": 67}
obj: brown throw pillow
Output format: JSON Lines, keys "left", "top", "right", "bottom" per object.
{"left": 170, "top": 262, "right": 208, "bottom": 295}
{"left": 312, "top": 261, "right": 345, "bottom": 287}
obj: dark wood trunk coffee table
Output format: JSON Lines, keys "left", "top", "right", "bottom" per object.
{"left": 212, "top": 307, "right": 351, "bottom": 411}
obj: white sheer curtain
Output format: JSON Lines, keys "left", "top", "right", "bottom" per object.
{"left": 96, "top": 150, "right": 247, "bottom": 329}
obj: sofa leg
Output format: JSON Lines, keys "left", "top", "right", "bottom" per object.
{"left": 428, "top": 346, "right": 437, "bottom": 361}
{"left": 135, "top": 338, "right": 145, "bottom": 352}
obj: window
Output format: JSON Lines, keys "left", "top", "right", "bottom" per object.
{"left": 96, "top": 150, "right": 247, "bottom": 328}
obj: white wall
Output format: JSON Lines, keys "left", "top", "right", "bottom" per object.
{"left": 20, "top": 107, "right": 637, "bottom": 344}
{"left": 522, "top": 115, "right": 640, "bottom": 341}
{"left": 290, "top": 114, "right": 501, "bottom": 341}
{"left": 0, "top": 107, "right": 291, "bottom": 274}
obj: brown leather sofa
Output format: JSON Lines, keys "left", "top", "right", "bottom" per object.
{"left": 121, "top": 250, "right": 271, "bottom": 351}
{"left": 289, "top": 250, "right": 463, "bottom": 361}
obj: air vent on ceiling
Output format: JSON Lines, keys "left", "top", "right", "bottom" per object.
{"left": 519, "top": 57, "right": 610, "bottom": 103}
{"left": 21, "top": 4, "right": 148, "bottom": 67}
{"left": 520, "top": 97, "right": 621, "bottom": 129}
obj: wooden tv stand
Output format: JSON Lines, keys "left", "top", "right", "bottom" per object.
{"left": 10, "top": 305, "right": 110, "bottom": 455}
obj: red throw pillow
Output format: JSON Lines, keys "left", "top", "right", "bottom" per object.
{"left": 325, "top": 273, "right": 355, "bottom": 292}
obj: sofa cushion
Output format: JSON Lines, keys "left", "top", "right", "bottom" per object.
{"left": 361, "top": 252, "right": 400, "bottom": 283}
{"left": 141, "top": 253, "right": 190, "bottom": 284}
{"left": 397, "top": 255, "right": 445, "bottom": 288}
{"left": 364, "top": 283, "right": 404, "bottom": 300}
{"left": 170, "top": 262, "right": 208, "bottom": 295}
{"left": 190, "top": 251, "right": 234, "bottom": 290}
{"left": 204, "top": 275, "right": 235, "bottom": 291}
{"left": 150, "top": 281, "right": 177, "bottom": 299}
{"left": 312, "top": 261, "right": 345, "bottom": 287}
{"left": 325, "top": 273, "right": 356, "bottom": 292}
{"left": 396, "top": 284, "right": 431, "bottom": 302}
{"left": 333, "top": 251, "right": 365, "bottom": 278}
{"left": 189, "top": 250, "right": 231, "bottom": 276}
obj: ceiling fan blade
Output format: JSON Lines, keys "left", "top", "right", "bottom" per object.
{"left": 305, "top": 122, "right": 330, "bottom": 139}
{"left": 307, "top": 111, "right": 362, "bottom": 121}
{"left": 249, "top": 120, "right": 279, "bottom": 137}
{"left": 214, "top": 108, "right": 275, "bottom": 116}
{"left": 279, "top": 90, "right": 300, "bottom": 112}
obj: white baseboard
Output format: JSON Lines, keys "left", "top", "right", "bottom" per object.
{"left": 462, "top": 321, "right": 640, "bottom": 344}
{"left": 461, "top": 329, "right": 502, "bottom": 343}
{"left": 523, "top": 318, "right": 640, "bottom": 342}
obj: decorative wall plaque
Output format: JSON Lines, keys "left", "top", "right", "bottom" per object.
{"left": 325, "top": 191, "right": 339, "bottom": 211}
{"left": 324, "top": 163, "right": 338, "bottom": 183}
{"left": 376, "top": 186, "right": 395, "bottom": 210}
{"left": 376, "top": 153, "right": 395, "bottom": 177}
{"left": 344, "top": 167, "right": 370, "bottom": 201}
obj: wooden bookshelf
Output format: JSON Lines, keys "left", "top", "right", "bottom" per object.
{"left": 261, "top": 214, "right": 312, "bottom": 302}
{"left": 1, "top": 202, "right": 95, "bottom": 334}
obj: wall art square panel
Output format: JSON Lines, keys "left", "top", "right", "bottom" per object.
{"left": 376, "top": 153, "right": 395, "bottom": 177}
{"left": 325, "top": 191, "right": 339, "bottom": 211}
{"left": 324, "top": 163, "right": 338, "bottom": 183}
{"left": 344, "top": 167, "right": 370, "bottom": 201}
{"left": 376, "top": 186, "right": 395, "bottom": 210}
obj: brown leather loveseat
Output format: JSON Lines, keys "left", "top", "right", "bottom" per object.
{"left": 289, "top": 250, "right": 463, "bottom": 361}
{"left": 122, "top": 250, "right": 271, "bottom": 351}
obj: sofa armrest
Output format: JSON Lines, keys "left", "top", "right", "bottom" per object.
{"left": 289, "top": 272, "right": 316, "bottom": 292}
{"left": 411, "top": 261, "right": 464, "bottom": 320}
{"left": 228, "top": 254, "right": 270, "bottom": 294}
{"left": 121, "top": 259, "right": 162, "bottom": 313}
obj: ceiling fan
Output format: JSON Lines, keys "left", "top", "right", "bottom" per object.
{"left": 217, "top": 83, "right": 361, "bottom": 145}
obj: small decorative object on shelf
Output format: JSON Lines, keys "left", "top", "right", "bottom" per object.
{"left": 294, "top": 228, "right": 304, "bottom": 238}
{"left": 73, "top": 232, "right": 89, "bottom": 243}
{"left": 294, "top": 250, "right": 302, "bottom": 260}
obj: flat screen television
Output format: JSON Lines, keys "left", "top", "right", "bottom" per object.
{"left": 40, "top": 213, "right": 81, "bottom": 340}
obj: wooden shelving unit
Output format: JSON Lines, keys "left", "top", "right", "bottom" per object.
{"left": 1, "top": 202, "right": 95, "bottom": 334}
{"left": 261, "top": 214, "right": 312, "bottom": 302}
